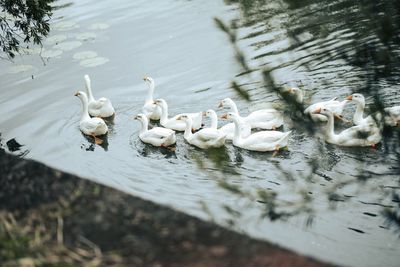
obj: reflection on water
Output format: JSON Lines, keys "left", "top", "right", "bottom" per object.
{"left": 0, "top": 0, "right": 400, "bottom": 266}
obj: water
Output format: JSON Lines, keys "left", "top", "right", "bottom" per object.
{"left": 1, "top": 0, "right": 400, "bottom": 266}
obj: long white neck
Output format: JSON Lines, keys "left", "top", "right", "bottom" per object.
{"left": 209, "top": 111, "right": 218, "bottom": 129}
{"left": 353, "top": 101, "right": 365, "bottom": 124}
{"left": 145, "top": 80, "right": 155, "bottom": 103}
{"left": 231, "top": 116, "right": 243, "bottom": 143}
{"left": 183, "top": 118, "right": 193, "bottom": 140}
{"left": 228, "top": 100, "right": 240, "bottom": 115}
{"left": 159, "top": 102, "right": 169, "bottom": 124}
{"left": 78, "top": 93, "right": 91, "bottom": 121}
{"left": 138, "top": 118, "right": 149, "bottom": 134}
{"left": 84, "top": 75, "right": 95, "bottom": 102}
{"left": 294, "top": 89, "right": 304, "bottom": 103}
{"left": 324, "top": 112, "right": 337, "bottom": 142}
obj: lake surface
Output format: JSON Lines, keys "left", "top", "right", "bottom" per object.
{"left": 1, "top": 0, "right": 400, "bottom": 266}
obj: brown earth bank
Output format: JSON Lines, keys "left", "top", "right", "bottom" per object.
{"left": 0, "top": 147, "right": 333, "bottom": 267}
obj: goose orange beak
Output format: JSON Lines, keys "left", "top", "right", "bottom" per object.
{"left": 346, "top": 95, "right": 353, "bottom": 100}
{"left": 218, "top": 102, "right": 223, "bottom": 108}
{"left": 313, "top": 107, "right": 322, "bottom": 114}
{"left": 74, "top": 92, "right": 79, "bottom": 96}
{"left": 220, "top": 113, "right": 228, "bottom": 119}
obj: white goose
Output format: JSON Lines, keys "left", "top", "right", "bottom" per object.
{"left": 134, "top": 113, "right": 176, "bottom": 147}
{"left": 84, "top": 74, "right": 115, "bottom": 118}
{"left": 203, "top": 109, "right": 251, "bottom": 141}
{"left": 384, "top": 106, "right": 400, "bottom": 126}
{"left": 218, "top": 98, "right": 283, "bottom": 129}
{"left": 74, "top": 91, "right": 108, "bottom": 144}
{"left": 313, "top": 107, "right": 381, "bottom": 147}
{"left": 346, "top": 93, "right": 382, "bottom": 126}
{"left": 142, "top": 76, "right": 162, "bottom": 120}
{"left": 221, "top": 112, "right": 291, "bottom": 152}
{"left": 178, "top": 114, "right": 226, "bottom": 149}
{"left": 285, "top": 87, "right": 349, "bottom": 122}
{"left": 154, "top": 99, "right": 202, "bottom": 131}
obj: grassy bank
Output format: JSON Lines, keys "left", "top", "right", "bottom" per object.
{"left": 0, "top": 148, "right": 331, "bottom": 267}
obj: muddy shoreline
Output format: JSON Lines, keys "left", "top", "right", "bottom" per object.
{"left": 0, "top": 147, "right": 331, "bottom": 266}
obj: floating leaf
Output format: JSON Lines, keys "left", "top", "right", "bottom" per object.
{"left": 19, "top": 47, "right": 42, "bottom": 55}
{"left": 73, "top": 51, "right": 98, "bottom": 60}
{"left": 41, "top": 49, "right": 63, "bottom": 58}
{"left": 45, "top": 34, "right": 67, "bottom": 45}
{"left": 8, "top": 65, "right": 34, "bottom": 74}
{"left": 79, "top": 57, "right": 109, "bottom": 67}
{"left": 53, "top": 41, "right": 82, "bottom": 51}
{"left": 75, "top": 32, "right": 97, "bottom": 41}
{"left": 88, "top": 23, "right": 110, "bottom": 30}
{"left": 53, "top": 21, "right": 79, "bottom": 31}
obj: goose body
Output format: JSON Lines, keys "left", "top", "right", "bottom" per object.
{"left": 222, "top": 113, "right": 291, "bottom": 152}
{"left": 155, "top": 99, "right": 202, "bottom": 131}
{"left": 384, "top": 106, "right": 400, "bottom": 126}
{"left": 84, "top": 75, "right": 115, "bottom": 118}
{"left": 134, "top": 113, "right": 176, "bottom": 147}
{"left": 219, "top": 98, "right": 283, "bottom": 129}
{"left": 286, "top": 87, "right": 349, "bottom": 122}
{"left": 142, "top": 76, "right": 162, "bottom": 120}
{"left": 203, "top": 109, "right": 251, "bottom": 141}
{"left": 75, "top": 91, "right": 108, "bottom": 137}
{"left": 314, "top": 107, "right": 381, "bottom": 147}
{"left": 305, "top": 97, "right": 349, "bottom": 122}
{"left": 346, "top": 93, "right": 383, "bottom": 126}
{"left": 178, "top": 115, "right": 226, "bottom": 149}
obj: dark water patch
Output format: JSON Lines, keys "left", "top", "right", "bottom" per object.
{"left": 6, "top": 138, "right": 23, "bottom": 152}
{"left": 348, "top": 227, "right": 366, "bottom": 234}
{"left": 314, "top": 171, "right": 333, "bottom": 182}
{"left": 363, "top": 212, "right": 378, "bottom": 217}
{"left": 268, "top": 180, "right": 281, "bottom": 186}
{"left": 359, "top": 201, "right": 394, "bottom": 208}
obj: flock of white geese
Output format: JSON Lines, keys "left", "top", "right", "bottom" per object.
{"left": 74, "top": 75, "right": 400, "bottom": 152}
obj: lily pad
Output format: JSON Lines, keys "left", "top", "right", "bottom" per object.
{"left": 8, "top": 65, "right": 34, "bottom": 74}
{"left": 45, "top": 34, "right": 67, "bottom": 45}
{"left": 75, "top": 32, "right": 97, "bottom": 41}
{"left": 88, "top": 23, "right": 110, "bottom": 30}
{"left": 80, "top": 57, "right": 109, "bottom": 67}
{"left": 19, "top": 47, "right": 42, "bottom": 55}
{"left": 41, "top": 49, "right": 63, "bottom": 58}
{"left": 53, "top": 20, "right": 79, "bottom": 31}
{"left": 53, "top": 41, "right": 82, "bottom": 51}
{"left": 73, "top": 51, "right": 98, "bottom": 60}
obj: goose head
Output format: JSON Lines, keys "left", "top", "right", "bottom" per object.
{"left": 134, "top": 113, "right": 146, "bottom": 121}
{"left": 346, "top": 93, "right": 365, "bottom": 105}
{"left": 313, "top": 107, "right": 333, "bottom": 116}
{"left": 220, "top": 112, "right": 238, "bottom": 120}
{"left": 203, "top": 109, "right": 216, "bottom": 118}
{"left": 154, "top": 99, "right": 167, "bottom": 108}
{"left": 218, "top": 98, "right": 235, "bottom": 109}
{"left": 282, "top": 87, "right": 303, "bottom": 103}
{"left": 143, "top": 76, "right": 154, "bottom": 85}
{"left": 74, "top": 90, "right": 88, "bottom": 100}
{"left": 176, "top": 114, "right": 190, "bottom": 121}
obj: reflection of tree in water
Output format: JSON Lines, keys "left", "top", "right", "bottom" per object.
{"left": 207, "top": 0, "right": 400, "bottom": 231}
{"left": 0, "top": 0, "right": 54, "bottom": 59}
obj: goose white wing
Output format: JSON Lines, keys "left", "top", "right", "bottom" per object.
{"left": 147, "top": 127, "right": 174, "bottom": 138}
{"left": 195, "top": 128, "right": 222, "bottom": 141}
{"left": 80, "top": 118, "right": 107, "bottom": 135}
{"left": 88, "top": 100, "right": 103, "bottom": 110}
